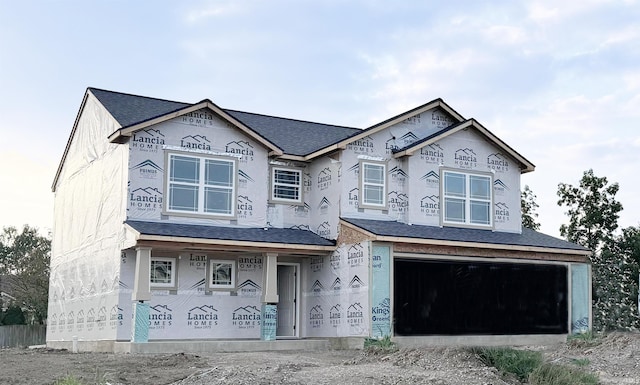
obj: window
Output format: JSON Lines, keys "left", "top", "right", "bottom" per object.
{"left": 150, "top": 257, "right": 177, "bottom": 289}
{"left": 271, "top": 167, "right": 302, "bottom": 203}
{"left": 441, "top": 170, "right": 492, "bottom": 227}
{"left": 208, "top": 259, "right": 236, "bottom": 289}
{"left": 166, "top": 153, "right": 236, "bottom": 217}
{"left": 360, "top": 161, "right": 387, "bottom": 209}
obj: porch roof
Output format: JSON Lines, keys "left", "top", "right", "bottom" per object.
{"left": 125, "top": 220, "right": 336, "bottom": 250}
{"left": 341, "top": 218, "right": 590, "bottom": 255}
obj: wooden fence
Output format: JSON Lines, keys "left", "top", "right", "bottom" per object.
{"left": 0, "top": 325, "right": 46, "bottom": 348}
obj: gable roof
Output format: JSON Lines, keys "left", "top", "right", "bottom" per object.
{"left": 392, "top": 118, "right": 535, "bottom": 173}
{"left": 341, "top": 218, "right": 590, "bottom": 256}
{"left": 89, "top": 88, "right": 360, "bottom": 158}
{"left": 126, "top": 220, "right": 335, "bottom": 254}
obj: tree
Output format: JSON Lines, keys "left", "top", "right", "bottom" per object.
{"left": 557, "top": 169, "right": 630, "bottom": 331}
{"left": 0, "top": 225, "right": 51, "bottom": 324}
{"left": 557, "top": 169, "right": 623, "bottom": 252}
{"left": 521, "top": 185, "right": 541, "bottom": 230}
{"left": 1, "top": 305, "right": 26, "bottom": 325}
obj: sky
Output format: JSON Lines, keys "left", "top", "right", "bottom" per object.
{"left": 0, "top": 0, "right": 638, "bottom": 239}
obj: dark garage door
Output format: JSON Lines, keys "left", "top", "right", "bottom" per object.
{"left": 394, "top": 259, "right": 568, "bottom": 335}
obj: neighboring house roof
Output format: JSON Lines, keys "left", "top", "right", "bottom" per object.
{"left": 125, "top": 220, "right": 336, "bottom": 253}
{"left": 391, "top": 119, "right": 535, "bottom": 173}
{"left": 341, "top": 218, "right": 590, "bottom": 255}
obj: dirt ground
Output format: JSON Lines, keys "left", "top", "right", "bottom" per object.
{"left": 0, "top": 332, "right": 638, "bottom": 385}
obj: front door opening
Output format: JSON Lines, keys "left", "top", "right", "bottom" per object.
{"left": 277, "top": 263, "right": 299, "bottom": 338}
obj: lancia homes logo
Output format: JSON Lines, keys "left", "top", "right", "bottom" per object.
{"left": 86, "top": 308, "right": 95, "bottom": 331}
{"left": 347, "top": 303, "right": 364, "bottom": 328}
{"left": 189, "top": 254, "right": 207, "bottom": 270}
{"left": 495, "top": 202, "right": 510, "bottom": 223}
{"left": 309, "top": 305, "right": 324, "bottom": 328}
{"left": 97, "top": 306, "right": 107, "bottom": 330}
{"left": 129, "top": 187, "right": 163, "bottom": 211}
{"left": 68, "top": 286, "right": 75, "bottom": 300}
{"left": 454, "top": 148, "right": 478, "bottom": 169}
{"left": 432, "top": 111, "right": 455, "bottom": 127}
{"left": 238, "top": 256, "right": 262, "bottom": 271}
{"left": 372, "top": 298, "right": 391, "bottom": 323}
{"left": 304, "top": 173, "right": 312, "bottom": 193}
{"left": 389, "top": 166, "right": 408, "bottom": 186}
{"left": 318, "top": 197, "right": 331, "bottom": 214}
{"left": 149, "top": 305, "right": 173, "bottom": 329}
{"left": 330, "top": 250, "right": 341, "bottom": 270}
{"left": 181, "top": 135, "right": 212, "bottom": 151}
{"left": 329, "top": 304, "right": 342, "bottom": 327}
{"left": 348, "top": 244, "right": 365, "bottom": 267}
{"left": 231, "top": 305, "right": 261, "bottom": 329}
{"left": 317, "top": 221, "right": 332, "bottom": 238}
{"left": 132, "top": 129, "right": 165, "bottom": 153}
{"left": 131, "top": 159, "right": 163, "bottom": 179}
{"left": 76, "top": 310, "right": 85, "bottom": 331}
{"left": 385, "top": 137, "right": 399, "bottom": 153}
{"left": 310, "top": 256, "right": 324, "bottom": 272}
{"left": 399, "top": 132, "right": 419, "bottom": 147}
{"left": 347, "top": 135, "right": 375, "bottom": 154}
{"left": 237, "top": 195, "right": 253, "bottom": 219}
{"left": 238, "top": 169, "right": 254, "bottom": 188}
{"left": 419, "top": 170, "right": 440, "bottom": 187}
{"left": 348, "top": 275, "right": 366, "bottom": 289}
{"left": 348, "top": 187, "right": 359, "bottom": 207}
{"left": 347, "top": 163, "right": 359, "bottom": 176}
{"left": 182, "top": 110, "right": 216, "bottom": 127}
{"left": 238, "top": 279, "right": 262, "bottom": 297}
{"left": 110, "top": 306, "right": 123, "bottom": 328}
{"left": 311, "top": 280, "right": 325, "bottom": 294}
{"left": 66, "top": 311, "right": 75, "bottom": 332}
{"left": 317, "top": 167, "right": 332, "bottom": 190}
{"left": 494, "top": 179, "right": 509, "bottom": 196}
{"left": 420, "top": 143, "right": 445, "bottom": 164}
{"left": 487, "top": 153, "right": 510, "bottom": 172}
{"left": 58, "top": 312, "right": 66, "bottom": 332}
{"left": 291, "top": 202, "right": 310, "bottom": 218}
{"left": 290, "top": 224, "right": 310, "bottom": 231}
{"left": 330, "top": 277, "right": 342, "bottom": 291}
{"left": 402, "top": 114, "right": 422, "bottom": 125}
{"left": 420, "top": 195, "right": 439, "bottom": 216}
{"left": 49, "top": 314, "right": 57, "bottom": 329}
{"left": 388, "top": 191, "right": 409, "bottom": 213}
{"left": 187, "top": 305, "right": 219, "bottom": 329}
{"left": 225, "top": 140, "right": 254, "bottom": 162}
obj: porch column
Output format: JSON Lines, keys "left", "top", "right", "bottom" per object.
{"left": 131, "top": 247, "right": 152, "bottom": 343}
{"left": 261, "top": 253, "right": 278, "bottom": 341}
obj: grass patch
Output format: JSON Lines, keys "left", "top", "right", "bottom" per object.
{"left": 364, "top": 335, "right": 397, "bottom": 352}
{"left": 472, "top": 347, "right": 543, "bottom": 382}
{"left": 567, "top": 331, "right": 601, "bottom": 348}
{"left": 529, "top": 363, "right": 599, "bottom": 385}
{"left": 571, "top": 358, "right": 590, "bottom": 367}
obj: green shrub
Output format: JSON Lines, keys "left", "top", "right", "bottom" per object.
{"left": 54, "top": 375, "right": 84, "bottom": 385}
{"left": 529, "top": 363, "right": 599, "bottom": 385}
{"left": 472, "top": 347, "right": 543, "bottom": 382}
{"left": 364, "top": 335, "right": 397, "bottom": 352}
{"left": 567, "top": 331, "right": 601, "bottom": 348}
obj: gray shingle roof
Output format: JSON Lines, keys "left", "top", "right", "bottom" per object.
{"left": 89, "top": 88, "right": 360, "bottom": 157}
{"left": 126, "top": 220, "right": 336, "bottom": 246}
{"left": 341, "top": 218, "right": 589, "bottom": 252}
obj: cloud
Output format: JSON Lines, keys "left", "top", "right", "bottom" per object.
{"left": 183, "top": 1, "right": 245, "bottom": 24}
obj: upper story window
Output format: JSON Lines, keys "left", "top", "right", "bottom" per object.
{"left": 270, "top": 167, "right": 303, "bottom": 204}
{"left": 150, "top": 257, "right": 177, "bottom": 289}
{"left": 166, "top": 152, "right": 236, "bottom": 217}
{"left": 441, "top": 169, "right": 492, "bottom": 228}
{"left": 360, "top": 161, "right": 387, "bottom": 209}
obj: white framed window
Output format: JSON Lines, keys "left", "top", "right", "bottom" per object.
{"left": 441, "top": 169, "right": 492, "bottom": 228}
{"left": 270, "top": 167, "right": 303, "bottom": 203}
{"left": 150, "top": 257, "right": 177, "bottom": 289}
{"left": 166, "top": 152, "right": 237, "bottom": 217}
{"left": 359, "top": 161, "right": 387, "bottom": 209}
{"left": 208, "top": 259, "right": 236, "bottom": 290}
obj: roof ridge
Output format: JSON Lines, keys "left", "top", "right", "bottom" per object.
{"left": 224, "top": 108, "right": 361, "bottom": 131}
{"left": 88, "top": 87, "right": 191, "bottom": 106}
